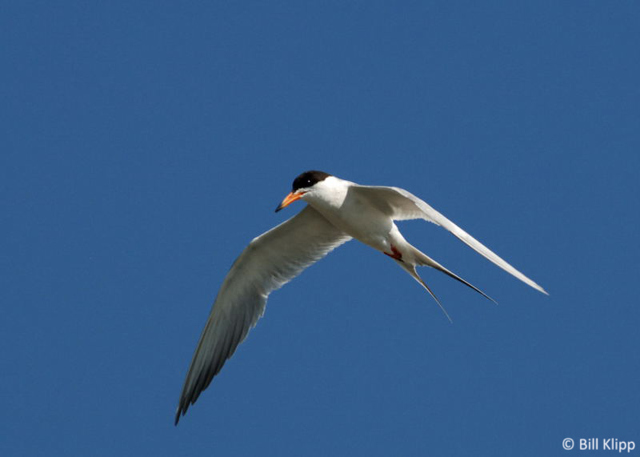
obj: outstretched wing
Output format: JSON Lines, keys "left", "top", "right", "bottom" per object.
{"left": 175, "top": 206, "right": 351, "bottom": 424}
{"left": 350, "top": 185, "right": 547, "bottom": 295}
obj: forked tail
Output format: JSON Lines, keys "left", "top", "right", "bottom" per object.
{"left": 396, "top": 261, "right": 453, "bottom": 323}
{"left": 408, "top": 244, "right": 496, "bottom": 304}
{"left": 394, "top": 243, "right": 497, "bottom": 322}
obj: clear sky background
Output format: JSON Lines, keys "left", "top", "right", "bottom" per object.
{"left": 2, "top": 2, "right": 639, "bottom": 456}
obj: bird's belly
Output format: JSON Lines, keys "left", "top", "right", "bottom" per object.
{"left": 318, "top": 204, "right": 393, "bottom": 253}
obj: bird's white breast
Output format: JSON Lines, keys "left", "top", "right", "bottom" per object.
{"left": 304, "top": 177, "right": 394, "bottom": 253}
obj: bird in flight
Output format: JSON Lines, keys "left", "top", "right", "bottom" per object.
{"left": 175, "top": 170, "right": 547, "bottom": 424}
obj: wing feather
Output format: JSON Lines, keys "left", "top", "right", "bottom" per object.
{"left": 175, "top": 206, "right": 350, "bottom": 423}
{"left": 351, "top": 185, "right": 547, "bottom": 295}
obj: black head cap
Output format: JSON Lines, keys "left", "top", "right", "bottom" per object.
{"left": 291, "top": 170, "right": 331, "bottom": 192}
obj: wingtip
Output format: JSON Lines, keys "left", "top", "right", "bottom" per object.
{"left": 530, "top": 281, "right": 549, "bottom": 296}
{"left": 174, "top": 405, "right": 185, "bottom": 426}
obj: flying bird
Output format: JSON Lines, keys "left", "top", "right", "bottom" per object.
{"left": 175, "top": 170, "right": 547, "bottom": 424}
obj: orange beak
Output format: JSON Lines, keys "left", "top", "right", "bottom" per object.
{"left": 275, "top": 191, "right": 305, "bottom": 212}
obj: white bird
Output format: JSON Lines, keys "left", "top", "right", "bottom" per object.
{"left": 175, "top": 170, "right": 547, "bottom": 424}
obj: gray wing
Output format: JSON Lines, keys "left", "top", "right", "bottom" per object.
{"left": 350, "top": 185, "right": 547, "bottom": 295}
{"left": 175, "top": 206, "right": 351, "bottom": 424}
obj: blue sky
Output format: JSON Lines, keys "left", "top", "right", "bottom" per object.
{"left": 2, "top": 2, "right": 639, "bottom": 456}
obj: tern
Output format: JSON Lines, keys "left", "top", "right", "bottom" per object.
{"left": 175, "top": 170, "right": 546, "bottom": 424}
